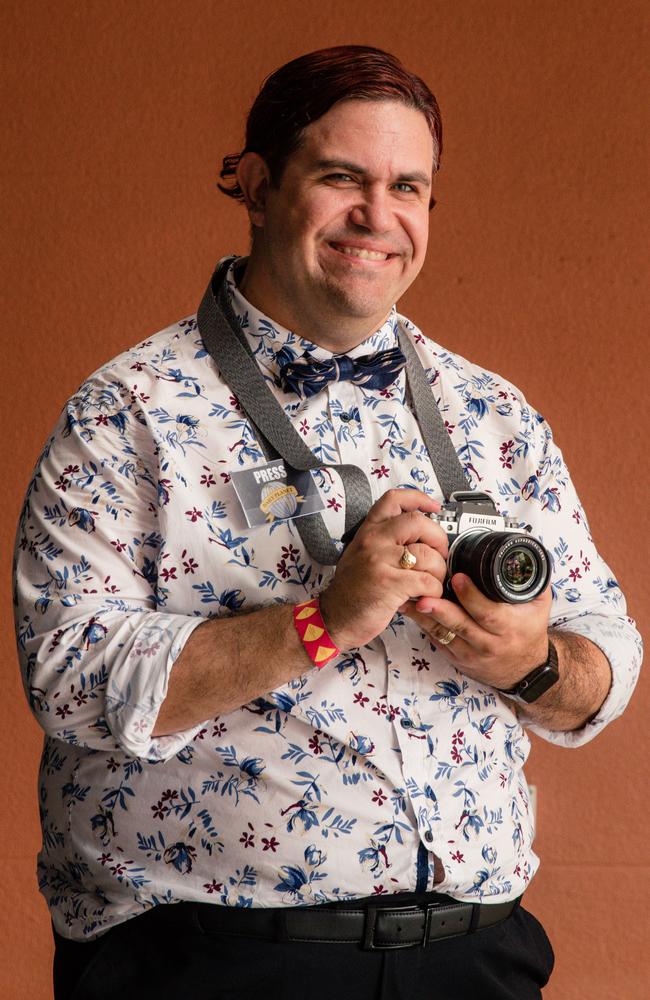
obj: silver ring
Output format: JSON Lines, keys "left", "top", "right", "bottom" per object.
{"left": 436, "top": 629, "right": 456, "bottom": 646}
{"left": 399, "top": 547, "right": 417, "bottom": 570}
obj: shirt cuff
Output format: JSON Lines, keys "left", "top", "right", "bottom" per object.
{"left": 104, "top": 614, "right": 207, "bottom": 762}
{"left": 518, "top": 613, "right": 642, "bottom": 748}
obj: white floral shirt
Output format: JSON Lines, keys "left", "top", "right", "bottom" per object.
{"left": 14, "top": 258, "right": 641, "bottom": 940}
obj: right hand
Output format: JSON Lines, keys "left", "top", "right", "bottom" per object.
{"left": 319, "top": 488, "right": 449, "bottom": 650}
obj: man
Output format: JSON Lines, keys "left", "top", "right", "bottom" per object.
{"left": 14, "top": 46, "right": 641, "bottom": 1000}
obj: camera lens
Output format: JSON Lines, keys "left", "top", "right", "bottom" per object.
{"left": 448, "top": 530, "right": 550, "bottom": 603}
{"left": 501, "top": 547, "right": 537, "bottom": 591}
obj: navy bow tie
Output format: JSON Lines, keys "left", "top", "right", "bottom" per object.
{"left": 278, "top": 346, "right": 406, "bottom": 398}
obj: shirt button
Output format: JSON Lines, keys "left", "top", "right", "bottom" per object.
{"left": 424, "top": 831, "right": 434, "bottom": 843}
{"left": 339, "top": 413, "right": 351, "bottom": 423}
{"left": 400, "top": 718, "right": 413, "bottom": 729}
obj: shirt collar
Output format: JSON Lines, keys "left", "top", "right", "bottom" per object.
{"left": 223, "top": 256, "right": 400, "bottom": 382}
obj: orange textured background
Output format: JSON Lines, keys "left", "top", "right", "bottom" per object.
{"left": 2, "top": 1, "right": 648, "bottom": 997}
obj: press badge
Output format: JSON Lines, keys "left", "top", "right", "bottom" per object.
{"left": 229, "top": 459, "right": 325, "bottom": 528}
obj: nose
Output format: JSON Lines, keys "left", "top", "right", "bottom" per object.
{"left": 348, "top": 185, "right": 393, "bottom": 234}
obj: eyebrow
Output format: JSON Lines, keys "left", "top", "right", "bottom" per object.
{"left": 315, "top": 159, "right": 432, "bottom": 187}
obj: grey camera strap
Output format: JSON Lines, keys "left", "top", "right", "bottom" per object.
{"left": 197, "top": 258, "right": 468, "bottom": 564}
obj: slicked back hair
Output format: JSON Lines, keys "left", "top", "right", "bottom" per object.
{"left": 218, "top": 45, "right": 442, "bottom": 202}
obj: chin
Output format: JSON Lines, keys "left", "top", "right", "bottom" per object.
{"left": 323, "top": 280, "right": 395, "bottom": 319}
{"left": 331, "top": 296, "right": 391, "bottom": 323}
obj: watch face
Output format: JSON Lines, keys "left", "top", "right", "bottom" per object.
{"left": 505, "top": 641, "right": 560, "bottom": 703}
{"left": 518, "top": 664, "right": 560, "bottom": 703}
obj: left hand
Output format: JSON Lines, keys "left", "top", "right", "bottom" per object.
{"left": 399, "top": 573, "right": 552, "bottom": 690}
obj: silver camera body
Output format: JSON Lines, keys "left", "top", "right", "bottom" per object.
{"left": 429, "top": 491, "right": 550, "bottom": 604}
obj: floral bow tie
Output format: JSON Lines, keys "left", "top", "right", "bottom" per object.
{"left": 278, "top": 346, "right": 406, "bottom": 398}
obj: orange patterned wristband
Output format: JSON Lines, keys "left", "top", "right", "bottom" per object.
{"left": 293, "top": 598, "right": 339, "bottom": 669}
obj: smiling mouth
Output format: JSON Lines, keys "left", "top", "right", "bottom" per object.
{"left": 329, "top": 243, "right": 394, "bottom": 262}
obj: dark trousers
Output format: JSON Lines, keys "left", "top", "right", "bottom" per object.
{"left": 53, "top": 899, "right": 554, "bottom": 1000}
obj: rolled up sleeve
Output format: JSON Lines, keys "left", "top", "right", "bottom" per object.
{"left": 14, "top": 383, "right": 206, "bottom": 762}
{"left": 521, "top": 612, "right": 642, "bottom": 747}
{"left": 507, "top": 404, "right": 642, "bottom": 746}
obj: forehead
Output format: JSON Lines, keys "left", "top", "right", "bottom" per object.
{"left": 293, "top": 99, "right": 435, "bottom": 175}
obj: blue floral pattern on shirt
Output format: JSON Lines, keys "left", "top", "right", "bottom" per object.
{"left": 14, "top": 258, "right": 641, "bottom": 939}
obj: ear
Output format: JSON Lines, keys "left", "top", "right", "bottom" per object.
{"left": 236, "top": 152, "right": 271, "bottom": 229}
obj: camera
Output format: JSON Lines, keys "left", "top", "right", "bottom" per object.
{"left": 429, "top": 492, "right": 551, "bottom": 604}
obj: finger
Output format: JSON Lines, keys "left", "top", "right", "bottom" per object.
{"left": 399, "top": 604, "right": 473, "bottom": 658}
{"left": 410, "top": 596, "right": 488, "bottom": 650}
{"left": 413, "top": 576, "right": 504, "bottom": 634}
{"left": 365, "top": 488, "right": 441, "bottom": 525}
{"left": 383, "top": 510, "right": 449, "bottom": 556}
{"left": 395, "top": 541, "right": 447, "bottom": 577}
{"left": 449, "top": 574, "right": 552, "bottom": 635}
{"left": 402, "top": 570, "right": 445, "bottom": 602}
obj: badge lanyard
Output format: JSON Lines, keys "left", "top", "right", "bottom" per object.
{"left": 197, "top": 258, "right": 469, "bottom": 565}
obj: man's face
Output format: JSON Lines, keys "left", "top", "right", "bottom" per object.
{"left": 243, "top": 99, "right": 435, "bottom": 349}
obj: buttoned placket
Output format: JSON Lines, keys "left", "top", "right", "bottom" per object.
{"left": 326, "top": 380, "right": 372, "bottom": 491}
{"left": 383, "top": 626, "right": 441, "bottom": 877}
{"left": 327, "top": 367, "right": 444, "bottom": 889}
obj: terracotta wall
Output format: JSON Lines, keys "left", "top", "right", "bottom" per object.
{"left": 2, "top": 1, "right": 648, "bottom": 996}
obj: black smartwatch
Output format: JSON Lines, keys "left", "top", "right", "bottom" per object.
{"left": 499, "top": 640, "right": 560, "bottom": 704}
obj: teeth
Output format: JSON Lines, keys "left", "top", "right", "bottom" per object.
{"left": 334, "top": 245, "right": 389, "bottom": 261}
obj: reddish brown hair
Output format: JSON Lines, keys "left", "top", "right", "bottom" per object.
{"left": 218, "top": 45, "right": 442, "bottom": 202}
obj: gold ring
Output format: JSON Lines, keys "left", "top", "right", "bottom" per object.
{"left": 399, "top": 547, "right": 417, "bottom": 570}
{"left": 436, "top": 629, "right": 456, "bottom": 646}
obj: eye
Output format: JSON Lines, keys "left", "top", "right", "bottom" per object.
{"left": 323, "top": 173, "right": 356, "bottom": 184}
{"left": 393, "top": 182, "right": 418, "bottom": 194}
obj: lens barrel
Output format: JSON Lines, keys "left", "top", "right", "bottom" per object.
{"left": 448, "top": 530, "right": 550, "bottom": 603}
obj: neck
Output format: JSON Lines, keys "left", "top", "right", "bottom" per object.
{"left": 236, "top": 257, "right": 393, "bottom": 353}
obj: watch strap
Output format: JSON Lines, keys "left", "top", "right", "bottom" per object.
{"left": 500, "top": 639, "right": 560, "bottom": 704}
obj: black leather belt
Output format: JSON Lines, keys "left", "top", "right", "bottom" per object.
{"left": 191, "top": 893, "right": 521, "bottom": 951}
